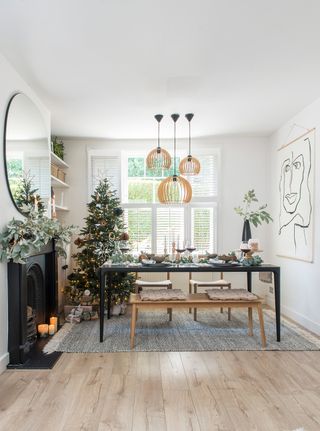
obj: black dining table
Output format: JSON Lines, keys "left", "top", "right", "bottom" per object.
{"left": 97, "top": 263, "right": 281, "bottom": 343}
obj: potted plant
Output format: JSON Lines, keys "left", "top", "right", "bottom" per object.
{"left": 51, "top": 136, "right": 65, "bottom": 160}
{"left": 234, "top": 189, "right": 273, "bottom": 241}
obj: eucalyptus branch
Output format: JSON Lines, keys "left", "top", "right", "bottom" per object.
{"left": 234, "top": 189, "right": 273, "bottom": 228}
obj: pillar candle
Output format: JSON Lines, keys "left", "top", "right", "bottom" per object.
{"left": 48, "top": 324, "right": 55, "bottom": 336}
{"left": 50, "top": 317, "right": 58, "bottom": 333}
{"left": 38, "top": 324, "right": 49, "bottom": 337}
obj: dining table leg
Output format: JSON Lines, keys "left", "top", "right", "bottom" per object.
{"left": 99, "top": 270, "right": 105, "bottom": 342}
{"left": 247, "top": 272, "right": 252, "bottom": 292}
{"left": 274, "top": 269, "right": 281, "bottom": 342}
{"left": 107, "top": 273, "right": 112, "bottom": 320}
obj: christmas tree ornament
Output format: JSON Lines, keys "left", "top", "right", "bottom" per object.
{"left": 119, "top": 232, "right": 129, "bottom": 241}
{"left": 114, "top": 207, "right": 123, "bottom": 216}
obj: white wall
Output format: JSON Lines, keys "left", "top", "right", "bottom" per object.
{"left": 64, "top": 136, "right": 270, "bottom": 293}
{"left": 0, "top": 54, "right": 50, "bottom": 373}
{"left": 267, "top": 98, "right": 320, "bottom": 334}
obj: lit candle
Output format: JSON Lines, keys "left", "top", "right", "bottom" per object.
{"left": 48, "top": 324, "right": 55, "bottom": 335}
{"left": 177, "top": 234, "right": 180, "bottom": 249}
{"left": 38, "top": 324, "right": 49, "bottom": 337}
{"left": 50, "top": 316, "right": 58, "bottom": 333}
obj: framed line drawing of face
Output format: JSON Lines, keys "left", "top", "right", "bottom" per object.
{"left": 277, "top": 128, "right": 315, "bottom": 262}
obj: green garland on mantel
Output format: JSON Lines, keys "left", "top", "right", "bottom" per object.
{"left": 0, "top": 205, "right": 77, "bottom": 264}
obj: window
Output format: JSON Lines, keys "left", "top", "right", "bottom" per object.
{"left": 89, "top": 154, "right": 120, "bottom": 197}
{"left": 89, "top": 150, "right": 219, "bottom": 254}
{"left": 124, "top": 208, "right": 152, "bottom": 252}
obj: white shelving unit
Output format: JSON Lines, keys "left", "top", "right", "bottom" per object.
{"left": 51, "top": 152, "right": 70, "bottom": 169}
{"left": 51, "top": 151, "right": 70, "bottom": 215}
{"left": 51, "top": 175, "right": 70, "bottom": 188}
{"left": 55, "top": 205, "right": 69, "bottom": 212}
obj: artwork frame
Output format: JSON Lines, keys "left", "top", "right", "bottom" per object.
{"left": 276, "top": 128, "right": 315, "bottom": 262}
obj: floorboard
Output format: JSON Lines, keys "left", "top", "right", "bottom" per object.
{"left": 0, "top": 351, "right": 320, "bottom": 430}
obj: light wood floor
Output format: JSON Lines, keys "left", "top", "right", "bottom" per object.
{"left": 0, "top": 351, "right": 320, "bottom": 431}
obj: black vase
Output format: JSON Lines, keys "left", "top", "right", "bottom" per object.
{"left": 242, "top": 220, "right": 252, "bottom": 241}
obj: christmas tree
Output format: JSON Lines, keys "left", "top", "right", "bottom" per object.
{"left": 66, "top": 178, "right": 135, "bottom": 305}
{"left": 14, "top": 173, "right": 46, "bottom": 215}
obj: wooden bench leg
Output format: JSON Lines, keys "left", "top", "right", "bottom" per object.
{"left": 130, "top": 304, "right": 137, "bottom": 349}
{"left": 228, "top": 284, "right": 231, "bottom": 320}
{"left": 168, "top": 283, "right": 172, "bottom": 321}
{"left": 189, "top": 276, "right": 192, "bottom": 313}
{"left": 220, "top": 286, "right": 223, "bottom": 314}
{"left": 257, "top": 303, "right": 266, "bottom": 348}
{"left": 248, "top": 307, "right": 253, "bottom": 336}
{"left": 193, "top": 284, "right": 197, "bottom": 321}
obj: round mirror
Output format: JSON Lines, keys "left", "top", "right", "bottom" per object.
{"left": 4, "top": 93, "right": 50, "bottom": 215}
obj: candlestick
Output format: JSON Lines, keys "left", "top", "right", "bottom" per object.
{"left": 50, "top": 316, "right": 58, "bottom": 333}
{"left": 164, "top": 235, "right": 167, "bottom": 254}
{"left": 172, "top": 241, "right": 176, "bottom": 255}
{"left": 48, "top": 324, "right": 55, "bottom": 336}
{"left": 38, "top": 324, "right": 49, "bottom": 337}
{"left": 177, "top": 234, "right": 180, "bottom": 249}
{"left": 34, "top": 194, "right": 38, "bottom": 212}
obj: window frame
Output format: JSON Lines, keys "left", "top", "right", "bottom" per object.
{"left": 88, "top": 148, "right": 220, "bottom": 254}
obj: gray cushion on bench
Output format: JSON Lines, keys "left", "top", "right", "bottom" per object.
{"left": 139, "top": 289, "right": 187, "bottom": 301}
{"left": 206, "top": 288, "right": 258, "bottom": 301}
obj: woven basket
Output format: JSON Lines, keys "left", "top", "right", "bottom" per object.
{"left": 51, "top": 163, "right": 59, "bottom": 177}
{"left": 57, "top": 169, "right": 66, "bottom": 183}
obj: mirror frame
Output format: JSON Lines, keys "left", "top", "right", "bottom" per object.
{"left": 3, "top": 92, "right": 49, "bottom": 215}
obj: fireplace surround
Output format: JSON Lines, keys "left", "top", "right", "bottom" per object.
{"left": 7, "top": 240, "right": 58, "bottom": 366}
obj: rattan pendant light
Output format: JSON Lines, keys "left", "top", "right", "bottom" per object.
{"left": 179, "top": 113, "right": 201, "bottom": 175}
{"left": 146, "top": 114, "right": 171, "bottom": 170}
{"left": 158, "top": 114, "right": 192, "bottom": 204}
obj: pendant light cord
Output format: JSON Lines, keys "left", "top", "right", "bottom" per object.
{"left": 158, "top": 121, "right": 160, "bottom": 149}
{"left": 174, "top": 120, "right": 177, "bottom": 175}
{"left": 188, "top": 121, "right": 191, "bottom": 155}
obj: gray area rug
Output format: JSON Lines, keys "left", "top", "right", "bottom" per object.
{"left": 44, "top": 309, "right": 320, "bottom": 353}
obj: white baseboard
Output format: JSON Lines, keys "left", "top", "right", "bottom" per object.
{"left": 0, "top": 352, "right": 9, "bottom": 374}
{"left": 266, "top": 295, "right": 320, "bottom": 335}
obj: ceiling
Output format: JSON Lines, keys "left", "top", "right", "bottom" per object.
{"left": 1, "top": 0, "right": 320, "bottom": 139}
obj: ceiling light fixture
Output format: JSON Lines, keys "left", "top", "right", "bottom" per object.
{"left": 158, "top": 114, "right": 192, "bottom": 204}
{"left": 179, "top": 113, "right": 200, "bottom": 176}
{"left": 146, "top": 114, "right": 171, "bottom": 170}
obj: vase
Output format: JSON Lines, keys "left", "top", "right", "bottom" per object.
{"left": 242, "top": 220, "right": 252, "bottom": 242}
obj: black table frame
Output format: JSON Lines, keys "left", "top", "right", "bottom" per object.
{"left": 98, "top": 264, "right": 281, "bottom": 343}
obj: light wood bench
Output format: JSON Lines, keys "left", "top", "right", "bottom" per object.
{"left": 129, "top": 293, "right": 266, "bottom": 349}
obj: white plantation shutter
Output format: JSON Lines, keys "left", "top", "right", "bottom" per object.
{"left": 124, "top": 208, "right": 152, "bottom": 253}
{"left": 90, "top": 156, "right": 120, "bottom": 196}
{"left": 24, "top": 157, "right": 50, "bottom": 200}
{"left": 156, "top": 207, "right": 184, "bottom": 253}
{"left": 189, "top": 154, "right": 218, "bottom": 199}
{"left": 191, "top": 206, "right": 216, "bottom": 253}
{"left": 89, "top": 151, "right": 219, "bottom": 254}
